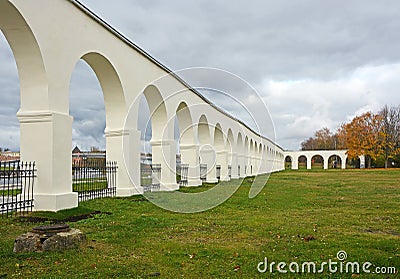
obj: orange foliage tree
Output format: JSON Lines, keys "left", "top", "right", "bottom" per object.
{"left": 339, "top": 112, "right": 383, "bottom": 168}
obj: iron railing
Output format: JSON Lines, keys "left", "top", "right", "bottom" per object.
{"left": 1, "top": 160, "right": 35, "bottom": 217}
{"left": 177, "top": 163, "right": 189, "bottom": 186}
{"left": 72, "top": 160, "right": 117, "bottom": 202}
{"left": 200, "top": 164, "right": 207, "bottom": 182}
{"left": 142, "top": 164, "right": 161, "bottom": 192}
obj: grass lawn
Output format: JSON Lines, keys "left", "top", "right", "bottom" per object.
{"left": 0, "top": 169, "right": 399, "bottom": 278}
{"left": 73, "top": 180, "right": 108, "bottom": 192}
{"left": 0, "top": 189, "right": 22, "bottom": 196}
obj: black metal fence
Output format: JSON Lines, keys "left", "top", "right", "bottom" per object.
{"left": 141, "top": 164, "right": 161, "bottom": 192}
{"left": 1, "top": 160, "right": 35, "bottom": 217}
{"left": 72, "top": 160, "right": 117, "bottom": 202}
{"left": 200, "top": 164, "right": 207, "bottom": 182}
{"left": 177, "top": 163, "right": 189, "bottom": 186}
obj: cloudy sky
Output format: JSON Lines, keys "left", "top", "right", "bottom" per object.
{"left": 1, "top": 0, "right": 400, "bottom": 151}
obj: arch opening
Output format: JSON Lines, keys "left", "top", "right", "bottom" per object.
{"left": 198, "top": 115, "right": 216, "bottom": 182}
{"left": 328, "top": 155, "right": 342, "bottom": 169}
{"left": 69, "top": 59, "right": 106, "bottom": 154}
{"left": 174, "top": 102, "right": 196, "bottom": 186}
{"left": 138, "top": 85, "right": 169, "bottom": 190}
{"left": 298, "top": 155, "right": 307, "bottom": 170}
{"left": 285, "top": 155, "right": 292, "bottom": 170}
{"left": 0, "top": 31, "right": 20, "bottom": 153}
{"left": 311, "top": 155, "right": 324, "bottom": 170}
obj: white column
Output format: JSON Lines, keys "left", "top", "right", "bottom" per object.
{"left": 151, "top": 139, "right": 179, "bottom": 191}
{"left": 323, "top": 157, "right": 329, "bottom": 170}
{"left": 106, "top": 128, "right": 143, "bottom": 196}
{"left": 217, "top": 150, "right": 229, "bottom": 181}
{"left": 254, "top": 156, "right": 260, "bottom": 175}
{"left": 238, "top": 154, "right": 246, "bottom": 178}
{"left": 245, "top": 155, "right": 251, "bottom": 176}
{"left": 341, "top": 155, "right": 347, "bottom": 169}
{"left": 292, "top": 157, "right": 299, "bottom": 170}
{"left": 229, "top": 152, "right": 239, "bottom": 179}
{"left": 180, "top": 144, "right": 202, "bottom": 186}
{"left": 17, "top": 111, "right": 78, "bottom": 211}
{"left": 200, "top": 145, "right": 218, "bottom": 183}
{"left": 260, "top": 153, "right": 267, "bottom": 174}
{"left": 307, "top": 156, "right": 312, "bottom": 170}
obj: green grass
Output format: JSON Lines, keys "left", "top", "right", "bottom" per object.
{"left": 0, "top": 167, "right": 14, "bottom": 171}
{"left": 73, "top": 180, "right": 108, "bottom": 192}
{"left": 0, "top": 169, "right": 399, "bottom": 278}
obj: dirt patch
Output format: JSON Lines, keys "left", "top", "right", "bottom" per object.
{"left": 17, "top": 211, "right": 112, "bottom": 223}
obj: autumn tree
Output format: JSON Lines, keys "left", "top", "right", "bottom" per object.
{"left": 379, "top": 105, "right": 400, "bottom": 168}
{"left": 341, "top": 112, "right": 383, "bottom": 168}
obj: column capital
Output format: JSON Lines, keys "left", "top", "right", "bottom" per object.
{"left": 17, "top": 110, "right": 71, "bottom": 123}
{"left": 150, "top": 139, "right": 175, "bottom": 147}
{"left": 105, "top": 128, "right": 130, "bottom": 138}
{"left": 180, "top": 143, "right": 200, "bottom": 150}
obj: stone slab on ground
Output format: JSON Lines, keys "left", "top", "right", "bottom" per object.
{"left": 14, "top": 228, "right": 86, "bottom": 253}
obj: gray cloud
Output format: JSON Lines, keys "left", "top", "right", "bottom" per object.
{"left": 1, "top": 1, "right": 400, "bottom": 151}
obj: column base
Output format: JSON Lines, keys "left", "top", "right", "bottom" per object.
{"left": 33, "top": 193, "right": 78, "bottom": 212}
{"left": 206, "top": 179, "right": 219, "bottom": 183}
{"left": 117, "top": 187, "right": 143, "bottom": 196}
{"left": 160, "top": 183, "right": 179, "bottom": 192}
{"left": 186, "top": 179, "right": 203, "bottom": 187}
{"left": 230, "top": 175, "right": 240, "bottom": 179}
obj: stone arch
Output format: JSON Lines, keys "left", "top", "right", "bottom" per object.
{"left": 237, "top": 132, "right": 244, "bottom": 154}
{"left": 328, "top": 154, "right": 342, "bottom": 169}
{"left": 311, "top": 154, "right": 324, "bottom": 169}
{"left": 142, "top": 84, "right": 168, "bottom": 140}
{"left": 69, "top": 58, "right": 107, "bottom": 150}
{"left": 176, "top": 102, "right": 195, "bottom": 145}
{"left": 198, "top": 115, "right": 211, "bottom": 145}
{"left": 175, "top": 102, "right": 200, "bottom": 186}
{"left": 226, "top": 128, "right": 235, "bottom": 177}
{"left": 214, "top": 123, "right": 226, "bottom": 180}
{"left": 0, "top": 1, "right": 47, "bottom": 113}
{"left": 227, "top": 129, "right": 235, "bottom": 154}
{"left": 0, "top": 1, "right": 80, "bottom": 211}
{"left": 244, "top": 136, "right": 249, "bottom": 175}
{"left": 285, "top": 155, "right": 293, "bottom": 169}
{"left": 198, "top": 115, "right": 216, "bottom": 182}
{"left": 298, "top": 155, "right": 307, "bottom": 169}
{"left": 77, "top": 52, "right": 126, "bottom": 131}
{"left": 214, "top": 123, "right": 224, "bottom": 150}
{"left": 138, "top": 84, "right": 179, "bottom": 191}
{"left": 237, "top": 132, "right": 243, "bottom": 177}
